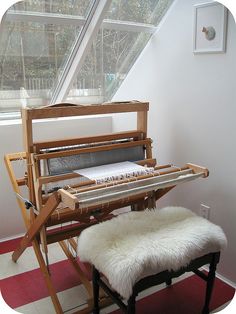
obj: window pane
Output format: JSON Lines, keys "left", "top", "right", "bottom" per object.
{"left": 11, "top": 0, "right": 94, "bottom": 17}
{"left": 66, "top": 0, "right": 174, "bottom": 103}
{"left": 105, "top": 0, "right": 173, "bottom": 25}
{"left": 0, "top": 0, "right": 174, "bottom": 118}
{"left": 0, "top": 21, "right": 82, "bottom": 112}
{"left": 66, "top": 29, "right": 150, "bottom": 103}
{"left": 0, "top": 0, "right": 95, "bottom": 117}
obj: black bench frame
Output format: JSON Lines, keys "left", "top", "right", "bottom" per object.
{"left": 92, "top": 251, "right": 220, "bottom": 314}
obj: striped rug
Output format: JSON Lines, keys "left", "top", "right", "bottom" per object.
{"left": 0, "top": 236, "right": 235, "bottom": 313}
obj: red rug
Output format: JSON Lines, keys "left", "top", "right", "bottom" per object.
{"left": 0, "top": 237, "right": 235, "bottom": 313}
{"left": 111, "top": 274, "right": 235, "bottom": 313}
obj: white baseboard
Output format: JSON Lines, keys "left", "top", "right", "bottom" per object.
{"left": 202, "top": 266, "right": 236, "bottom": 289}
{"left": 0, "top": 232, "right": 24, "bottom": 243}
{"left": 215, "top": 271, "right": 236, "bottom": 289}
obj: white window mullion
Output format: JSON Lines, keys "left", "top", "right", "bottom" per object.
{"left": 6, "top": 11, "right": 156, "bottom": 33}
{"left": 50, "top": 0, "right": 112, "bottom": 105}
{"left": 5, "top": 10, "right": 86, "bottom": 26}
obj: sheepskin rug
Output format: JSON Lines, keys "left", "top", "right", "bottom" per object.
{"left": 77, "top": 206, "right": 227, "bottom": 299}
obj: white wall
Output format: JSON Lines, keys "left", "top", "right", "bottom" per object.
{"left": 113, "top": 0, "right": 236, "bottom": 283}
{"left": 0, "top": 116, "right": 112, "bottom": 240}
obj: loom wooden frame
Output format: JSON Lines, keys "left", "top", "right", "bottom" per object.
{"left": 4, "top": 101, "right": 210, "bottom": 313}
{"left": 4, "top": 101, "right": 154, "bottom": 313}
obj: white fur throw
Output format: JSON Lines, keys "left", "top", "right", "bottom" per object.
{"left": 77, "top": 207, "right": 227, "bottom": 299}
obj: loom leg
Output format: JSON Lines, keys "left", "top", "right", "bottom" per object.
{"left": 32, "top": 240, "right": 63, "bottom": 314}
{"left": 12, "top": 193, "right": 60, "bottom": 262}
{"left": 127, "top": 294, "right": 136, "bottom": 314}
{"left": 166, "top": 278, "right": 172, "bottom": 286}
{"left": 202, "top": 254, "right": 218, "bottom": 314}
{"left": 93, "top": 267, "right": 100, "bottom": 314}
{"left": 131, "top": 204, "right": 138, "bottom": 211}
{"left": 59, "top": 240, "right": 93, "bottom": 298}
{"left": 131, "top": 200, "right": 145, "bottom": 211}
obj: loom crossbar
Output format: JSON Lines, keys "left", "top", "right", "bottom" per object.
{"left": 74, "top": 169, "right": 193, "bottom": 199}
{"left": 59, "top": 170, "right": 204, "bottom": 210}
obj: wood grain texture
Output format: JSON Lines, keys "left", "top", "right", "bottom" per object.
{"left": 34, "top": 130, "right": 144, "bottom": 152}
{"left": 34, "top": 138, "right": 152, "bottom": 160}
{"left": 27, "top": 101, "right": 149, "bottom": 119}
{"left": 12, "top": 192, "right": 60, "bottom": 262}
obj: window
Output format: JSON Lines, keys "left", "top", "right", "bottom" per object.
{"left": 0, "top": 0, "right": 174, "bottom": 119}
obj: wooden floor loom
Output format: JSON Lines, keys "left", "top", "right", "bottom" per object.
{"left": 4, "top": 101, "right": 209, "bottom": 314}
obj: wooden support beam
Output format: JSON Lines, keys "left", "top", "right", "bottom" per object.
{"left": 137, "top": 110, "right": 148, "bottom": 137}
{"left": 12, "top": 192, "right": 60, "bottom": 262}
{"left": 34, "top": 130, "right": 144, "bottom": 152}
{"left": 59, "top": 241, "right": 93, "bottom": 297}
{"left": 26, "top": 102, "right": 149, "bottom": 120}
{"left": 4, "top": 151, "right": 26, "bottom": 161}
{"left": 186, "top": 163, "right": 209, "bottom": 178}
{"left": 21, "top": 109, "right": 35, "bottom": 204}
{"left": 32, "top": 241, "right": 63, "bottom": 313}
{"left": 34, "top": 139, "right": 152, "bottom": 161}
{"left": 4, "top": 154, "right": 30, "bottom": 227}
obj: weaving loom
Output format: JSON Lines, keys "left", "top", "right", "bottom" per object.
{"left": 4, "top": 101, "right": 209, "bottom": 314}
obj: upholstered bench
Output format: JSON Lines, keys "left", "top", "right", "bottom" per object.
{"left": 77, "top": 206, "right": 227, "bottom": 314}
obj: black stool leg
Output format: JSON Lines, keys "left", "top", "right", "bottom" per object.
{"left": 166, "top": 278, "right": 172, "bottom": 286}
{"left": 127, "top": 294, "right": 136, "bottom": 314}
{"left": 202, "top": 254, "right": 218, "bottom": 314}
{"left": 93, "top": 266, "right": 100, "bottom": 314}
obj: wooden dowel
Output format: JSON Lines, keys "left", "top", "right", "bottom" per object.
{"left": 75, "top": 170, "right": 193, "bottom": 201}
{"left": 59, "top": 190, "right": 153, "bottom": 212}
{"left": 186, "top": 163, "right": 209, "bottom": 177}
{"left": 76, "top": 172, "right": 204, "bottom": 209}
{"left": 16, "top": 178, "right": 27, "bottom": 186}
{"left": 67, "top": 165, "right": 186, "bottom": 194}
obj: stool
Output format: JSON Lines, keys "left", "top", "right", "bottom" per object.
{"left": 77, "top": 206, "right": 227, "bottom": 314}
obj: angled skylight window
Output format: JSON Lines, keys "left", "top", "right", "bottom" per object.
{"left": 0, "top": 0, "right": 95, "bottom": 118}
{"left": 106, "top": 0, "right": 171, "bottom": 24}
{"left": 62, "top": 0, "right": 175, "bottom": 103}
{"left": 0, "top": 0, "right": 174, "bottom": 119}
{"left": 11, "top": 0, "right": 94, "bottom": 16}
